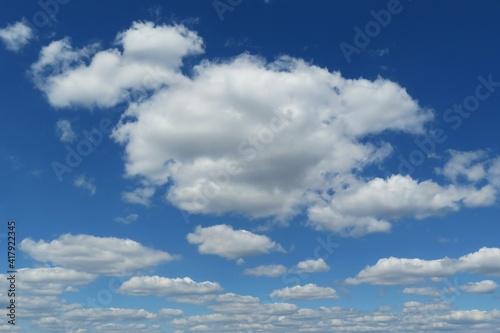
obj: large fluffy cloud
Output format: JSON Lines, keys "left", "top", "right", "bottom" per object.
{"left": 31, "top": 21, "right": 500, "bottom": 237}
{"left": 20, "top": 234, "right": 176, "bottom": 275}
{"left": 347, "top": 247, "right": 500, "bottom": 285}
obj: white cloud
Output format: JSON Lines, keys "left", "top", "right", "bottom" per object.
{"left": 118, "top": 276, "right": 222, "bottom": 296}
{"left": 295, "top": 258, "right": 330, "bottom": 273}
{"left": 208, "top": 293, "right": 261, "bottom": 314}
{"left": 270, "top": 284, "right": 339, "bottom": 300}
{"left": 31, "top": 21, "right": 203, "bottom": 108}
{"left": 437, "top": 150, "right": 488, "bottom": 183}
{"left": 56, "top": 119, "right": 76, "bottom": 143}
{"left": 401, "top": 287, "right": 442, "bottom": 297}
{"left": 438, "top": 309, "right": 500, "bottom": 324}
{"left": 115, "top": 213, "right": 139, "bottom": 224}
{"left": 20, "top": 234, "right": 176, "bottom": 275}
{"left": 40, "top": 22, "right": 433, "bottom": 230}
{"left": 460, "top": 280, "right": 498, "bottom": 294}
{"left": 0, "top": 20, "right": 33, "bottom": 52}
{"left": 74, "top": 175, "right": 96, "bottom": 195}
{"left": 30, "top": 21, "right": 500, "bottom": 237}
{"left": 403, "top": 301, "right": 452, "bottom": 313}
{"left": 347, "top": 247, "right": 500, "bottom": 285}
{"left": 309, "top": 174, "right": 496, "bottom": 237}
{"left": 243, "top": 264, "right": 286, "bottom": 277}
{"left": 488, "top": 157, "right": 500, "bottom": 188}
{"left": 63, "top": 307, "right": 157, "bottom": 321}
{"left": 438, "top": 237, "right": 458, "bottom": 244}
{"left": 167, "top": 294, "right": 218, "bottom": 305}
{"left": 186, "top": 224, "right": 285, "bottom": 259}
{"left": 110, "top": 54, "right": 432, "bottom": 224}
{"left": 121, "top": 187, "right": 155, "bottom": 206}
{"left": 5, "top": 267, "right": 96, "bottom": 295}
{"left": 158, "top": 308, "right": 184, "bottom": 317}
{"left": 457, "top": 247, "right": 500, "bottom": 275}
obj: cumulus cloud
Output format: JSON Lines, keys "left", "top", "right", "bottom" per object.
{"left": 56, "top": 119, "right": 76, "bottom": 143}
{"left": 31, "top": 21, "right": 500, "bottom": 237}
{"left": 208, "top": 293, "right": 261, "bottom": 314}
{"left": 243, "top": 264, "right": 287, "bottom": 277}
{"left": 270, "top": 284, "right": 339, "bottom": 300}
{"left": 0, "top": 20, "right": 33, "bottom": 52}
{"left": 10, "top": 267, "right": 96, "bottom": 295}
{"left": 295, "top": 258, "right": 330, "bottom": 273}
{"left": 31, "top": 21, "right": 203, "bottom": 108}
{"left": 118, "top": 276, "right": 222, "bottom": 296}
{"left": 460, "top": 280, "right": 498, "bottom": 294}
{"left": 347, "top": 247, "right": 500, "bottom": 285}
{"left": 20, "top": 234, "right": 176, "bottom": 275}
{"left": 63, "top": 307, "right": 157, "bottom": 321}
{"left": 310, "top": 174, "right": 496, "bottom": 237}
{"left": 186, "top": 224, "right": 285, "bottom": 260}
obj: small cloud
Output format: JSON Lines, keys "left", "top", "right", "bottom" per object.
{"left": 187, "top": 224, "right": 285, "bottom": 260}
{"left": 0, "top": 20, "right": 34, "bottom": 52}
{"left": 369, "top": 48, "right": 389, "bottom": 57}
{"left": 270, "top": 284, "right": 339, "bottom": 300}
{"left": 56, "top": 119, "right": 76, "bottom": 143}
{"left": 224, "top": 37, "right": 254, "bottom": 49}
{"left": 438, "top": 237, "right": 458, "bottom": 244}
{"left": 236, "top": 258, "right": 245, "bottom": 265}
{"left": 295, "top": 258, "right": 330, "bottom": 273}
{"left": 31, "top": 169, "right": 42, "bottom": 177}
{"left": 243, "top": 264, "right": 287, "bottom": 277}
{"left": 460, "top": 280, "right": 498, "bottom": 294}
{"left": 74, "top": 175, "right": 96, "bottom": 195}
{"left": 115, "top": 214, "right": 139, "bottom": 224}
{"left": 122, "top": 187, "right": 155, "bottom": 206}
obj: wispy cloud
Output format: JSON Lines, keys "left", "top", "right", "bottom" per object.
{"left": 115, "top": 214, "right": 139, "bottom": 224}
{"left": 56, "top": 119, "right": 76, "bottom": 143}
{"left": 74, "top": 175, "right": 96, "bottom": 195}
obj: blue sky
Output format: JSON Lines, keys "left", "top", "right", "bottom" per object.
{"left": 1, "top": 0, "right": 500, "bottom": 332}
